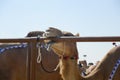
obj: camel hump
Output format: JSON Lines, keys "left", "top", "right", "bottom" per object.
{"left": 26, "top": 31, "right": 44, "bottom": 37}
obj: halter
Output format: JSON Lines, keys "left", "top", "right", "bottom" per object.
{"left": 108, "top": 58, "right": 120, "bottom": 80}
{"left": 59, "top": 55, "right": 78, "bottom": 60}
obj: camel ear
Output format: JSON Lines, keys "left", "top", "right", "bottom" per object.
{"left": 75, "top": 33, "right": 80, "bottom": 37}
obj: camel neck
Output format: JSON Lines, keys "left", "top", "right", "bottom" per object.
{"left": 56, "top": 45, "right": 120, "bottom": 80}
{"left": 58, "top": 55, "right": 102, "bottom": 80}
{"left": 59, "top": 58, "right": 82, "bottom": 80}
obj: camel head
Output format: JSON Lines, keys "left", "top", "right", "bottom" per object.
{"left": 43, "top": 27, "right": 79, "bottom": 60}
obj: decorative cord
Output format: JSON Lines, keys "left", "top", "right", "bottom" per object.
{"left": 108, "top": 58, "right": 120, "bottom": 80}
{"left": 0, "top": 43, "right": 27, "bottom": 53}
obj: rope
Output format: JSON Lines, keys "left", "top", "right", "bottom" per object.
{"left": 0, "top": 40, "right": 59, "bottom": 73}
{"left": 108, "top": 58, "right": 120, "bottom": 80}
{"left": 0, "top": 43, "right": 27, "bottom": 53}
{"left": 36, "top": 43, "right": 42, "bottom": 63}
{"left": 38, "top": 41, "right": 59, "bottom": 73}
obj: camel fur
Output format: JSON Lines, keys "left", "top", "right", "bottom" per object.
{"left": 43, "top": 27, "right": 120, "bottom": 80}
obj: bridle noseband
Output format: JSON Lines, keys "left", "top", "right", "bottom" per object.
{"left": 59, "top": 55, "right": 78, "bottom": 60}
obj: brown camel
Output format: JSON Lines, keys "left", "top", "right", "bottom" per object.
{"left": 78, "top": 60, "right": 100, "bottom": 75}
{"left": 43, "top": 27, "right": 120, "bottom": 80}
{"left": 0, "top": 31, "right": 62, "bottom": 80}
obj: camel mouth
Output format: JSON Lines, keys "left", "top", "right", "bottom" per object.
{"left": 45, "top": 41, "right": 55, "bottom": 51}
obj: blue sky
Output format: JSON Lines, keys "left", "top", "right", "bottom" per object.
{"left": 0, "top": 0, "right": 120, "bottom": 63}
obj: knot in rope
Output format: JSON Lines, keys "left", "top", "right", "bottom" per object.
{"left": 36, "top": 42, "right": 42, "bottom": 63}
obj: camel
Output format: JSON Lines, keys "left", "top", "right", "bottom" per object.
{"left": 78, "top": 60, "right": 96, "bottom": 76}
{"left": 43, "top": 27, "right": 120, "bottom": 80}
{"left": 0, "top": 31, "right": 62, "bottom": 80}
